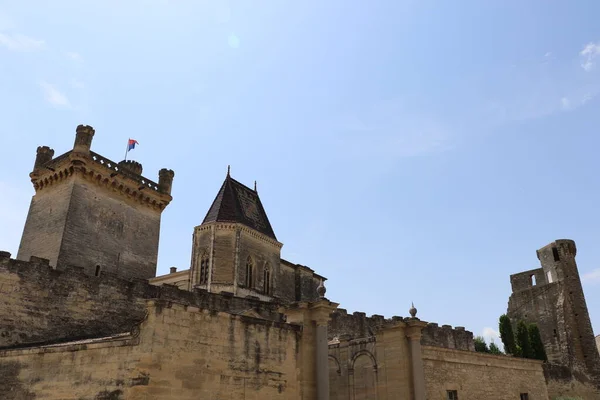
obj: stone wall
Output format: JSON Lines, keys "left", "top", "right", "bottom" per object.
{"left": 543, "top": 363, "right": 600, "bottom": 400}
{"left": 0, "top": 253, "right": 284, "bottom": 349}
{"left": 422, "top": 346, "right": 548, "bottom": 400}
{"left": 59, "top": 177, "right": 162, "bottom": 279}
{"left": 328, "top": 308, "right": 474, "bottom": 350}
{"left": 0, "top": 300, "right": 301, "bottom": 399}
{"left": 328, "top": 323, "right": 414, "bottom": 400}
{"left": 16, "top": 179, "right": 74, "bottom": 268}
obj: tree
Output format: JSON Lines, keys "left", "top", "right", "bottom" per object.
{"left": 474, "top": 336, "right": 490, "bottom": 353}
{"left": 489, "top": 341, "right": 502, "bottom": 355}
{"left": 516, "top": 320, "right": 533, "bottom": 359}
{"left": 528, "top": 323, "right": 547, "bottom": 361}
{"left": 499, "top": 314, "right": 517, "bottom": 355}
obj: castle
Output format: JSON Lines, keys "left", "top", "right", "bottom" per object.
{"left": 0, "top": 124, "right": 599, "bottom": 399}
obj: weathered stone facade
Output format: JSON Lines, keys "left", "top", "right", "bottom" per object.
{"left": 1, "top": 124, "right": 600, "bottom": 399}
{"left": 507, "top": 239, "right": 600, "bottom": 398}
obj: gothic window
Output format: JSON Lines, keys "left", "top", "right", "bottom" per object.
{"left": 263, "top": 262, "right": 271, "bottom": 295}
{"left": 245, "top": 256, "right": 254, "bottom": 288}
{"left": 199, "top": 253, "right": 209, "bottom": 284}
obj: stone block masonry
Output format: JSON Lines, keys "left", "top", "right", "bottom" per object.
{"left": 0, "top": 300, "right": 302, "bottom": 399}
{"left": 0, "top": 253, "right": 285, "bottom": 349}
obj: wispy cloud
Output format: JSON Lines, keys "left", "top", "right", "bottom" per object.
{"left": 330, "top": 101, "right": 453, "bottom": 161}
{"left": 39, "top": 82, "right": 70, "bottom": 108}
{"left": 66, "top": 51, "right": 83, "bottom": 64}
{"left": 582, "top": 269, "right": 600, "bottom": 285}
{"left": 0, "top": 32, "right": 44, "bottom": 51}
{"left": 580, "top": 42, "right": 600, "bottom": 72}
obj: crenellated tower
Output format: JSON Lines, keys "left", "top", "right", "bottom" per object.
{"left": 17, "top": 124, "right": 174, "bottom": 280}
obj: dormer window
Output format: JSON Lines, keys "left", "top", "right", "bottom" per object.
{"left": 245, "top": 256, "right": 254, "bottom": 288}
{"left": 199, "top": 253, "right": 209, "bottom": 284}
{"left": 264, "top": 262, "right": 271, "bottom": 295}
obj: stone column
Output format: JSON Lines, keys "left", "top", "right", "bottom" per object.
{"left": 406, "top": 304, "right": 428, "bottom": 400}
{"left": 284, "top": 282, "right": 338, "bottom": 400}
{"left": 312, "top": 303, "right": 333, "bottom": 400}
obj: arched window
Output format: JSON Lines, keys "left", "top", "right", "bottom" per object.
{"left": 199, "top": 253, "right": 209, "bottom": 284}
{"left": 263, "top": 262, "right": 271, "bottom": 294}
{"left": 245, "top": 256, "right": 254, "bottom": 288}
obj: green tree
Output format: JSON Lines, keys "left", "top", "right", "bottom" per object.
{"left": 474, "top": 336, "right": 490, "bottom": 353}
{"left": 528, "top": 323, "right": 547, "bottom": 361}
{"left": 516, "top": 320, "right": 533, "bottom": 358}
{"left": 489, "top": 341, "right": 502, "bottom": 355}
{"left": 499, "top": 314, "right": 517, "bottom": 355}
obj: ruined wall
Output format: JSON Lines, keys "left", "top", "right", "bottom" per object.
{"left": 508, "top": 240, "right": 600, "bottom": 388}
{"left": 421, "top": 323, "right": 475, "bottom": 351}
{"left": 422, "top": 346, "right": 548, "bottom": 400}
{"left": 0, "top": 300, "right": 301, "bottom": 400}
{"left": 543, "top": 363, "right": 600, "bottom": 400}
{"left": 58, "top": 176, "right": 162, "bottom": 279}
{"left": 0, "top": 253, "right": 284, "bottom": 349}
{"left": 507, "top": 278, "right": 565, "bottom": 364}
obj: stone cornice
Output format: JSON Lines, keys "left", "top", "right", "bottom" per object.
{"left": 30, "top": 150, "right": 172, "bottom": 211}
{"left": 195, "top": 222, "right": 283, "bottom": 249}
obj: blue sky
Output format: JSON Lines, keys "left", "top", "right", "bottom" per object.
{"left": 2, "top": 0, "right": 600, "bottom": 347}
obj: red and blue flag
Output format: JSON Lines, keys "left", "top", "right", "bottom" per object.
{"left": 127, "top": 139, "right": 139, "bottom": 152}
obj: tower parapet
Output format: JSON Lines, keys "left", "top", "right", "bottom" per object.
{"left": 117, "top": 160, "right": 143, "bottom": 176}
{"left": 17, "top": 124, "right": 174, "bottom": 280}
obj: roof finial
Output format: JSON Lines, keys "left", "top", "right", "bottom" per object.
{"left": 227, "top": 165, "right": 230, "bottom": 177}
{"left": 409, "top": 302, "right": 417, "bottom": 318}
{"left": 254, "top": 180, "right": 257, "bottom": 192}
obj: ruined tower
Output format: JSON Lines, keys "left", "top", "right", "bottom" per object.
{"left": 17, "top": 124, "right": 174, "bottom": 280}
{"left": 507, "top": 239, "right": 600, "bottom": 382}
{"left": 189, "top": 171, "right": 283, "bottom": 301}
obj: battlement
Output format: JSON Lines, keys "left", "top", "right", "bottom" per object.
{"left": 328, "top": 307, "right": 474, "bottom": 351}
{"left": 421, "top": 322, "right": 475, "bottom": 351}
{"left": 0, "top": 252, "right": 288, "bottom": 349}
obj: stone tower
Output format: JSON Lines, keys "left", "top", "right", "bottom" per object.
{"left": 189, "top": 171, "right": 283, "bottom": 301}
{"left": 17, "top": 124, "right": 174, "bottom": 280}
{"left": 507, "top": 239, "right": 600, "bottom": 382}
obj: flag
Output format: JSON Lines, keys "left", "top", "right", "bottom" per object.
{"left": 127, "top": 139, "right": 139, "bottom": 152}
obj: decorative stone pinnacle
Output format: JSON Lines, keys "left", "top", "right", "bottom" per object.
{"left": 317, "top": 279, "right": 326, "bottom": 299}
{"left": 227, "top": 165, "right": 230, "bottom": 176}
{"left": 254, "top": 180, "right": 257, "bottom": 192}
{"left": 409, "top": 302, "right": 417, "bottom": 318}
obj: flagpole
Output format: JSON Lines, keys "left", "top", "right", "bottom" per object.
{"left": 124, "top": 139, "right": 129, "bottom": 161}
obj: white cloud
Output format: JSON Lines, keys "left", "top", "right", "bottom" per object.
{"left": 582, "top": 269, "right": 600, "bottom": 285}
{"left": 70, "top": 78, "right": 85, "bottom": 89}
{"left": 0, "top": 32, "right": 44, "bottom": 51}
{"left": 544, "top": 52, "right": 552, "bottom": 58}
{"left": 482, "top": 327, "right": 504, "bottom": 350}
{"left": 560, "top": 97, "right": 571, "bottom": 110}
{"left": 39, "top": 82, "right": 70, "bottom": 108}
{"left": 580, "top": 42, "right": 600, "bottom": 72}
{"left": 66, "top": 51, "right": 83, "bottom": 64}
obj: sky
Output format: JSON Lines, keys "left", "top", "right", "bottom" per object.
{"left": 1, "top": 0, "right": 600, "bottom": 348}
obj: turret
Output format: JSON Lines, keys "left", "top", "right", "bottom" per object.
{"left": 158, "top": 168, "right": 175, "bottom": 195}
{"left": 118, "top": 160, "right": 143, "bottom": 176}
{"left": 33, "top": 146, "right": 54, "bottom": 170}
{"left": 72, "top": 124, "right": 95, "bottom": 154}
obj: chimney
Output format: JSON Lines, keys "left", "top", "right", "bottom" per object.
{"left": 170, "top": 267, "right": 177, "bottom": 274}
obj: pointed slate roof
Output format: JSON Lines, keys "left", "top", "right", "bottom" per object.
{"left": 202, "top": 174, "right": 277, "bottom": 240}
